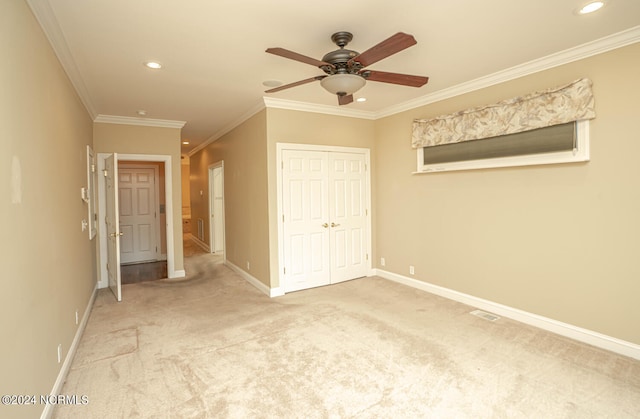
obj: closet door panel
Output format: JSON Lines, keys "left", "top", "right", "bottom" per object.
{"left": 282, "top": 150, "right": 331, "bottom": 292}
{"left": 329, "top": 152, "right": 368, "bottom": 283}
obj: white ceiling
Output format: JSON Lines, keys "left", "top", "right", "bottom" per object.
{"left": 27, "top": 0, "right": 640, "bottom": 154}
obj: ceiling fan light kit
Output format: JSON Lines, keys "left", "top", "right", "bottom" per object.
{"left": 265, "top": 31, "right": 429, "bottom": 106}
{"left": 320, "top": 74, "right": 366, "bottom": 95}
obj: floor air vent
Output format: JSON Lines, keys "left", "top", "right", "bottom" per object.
{"left": 470, "top": 310, "right": 500, "bottom": 322}
{"left": 197, "top": 218, "right": 204, "bottom": 241}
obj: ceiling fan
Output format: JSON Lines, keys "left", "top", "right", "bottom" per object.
{"left": 265, "top": 31, "right": 429, "bottom": 105}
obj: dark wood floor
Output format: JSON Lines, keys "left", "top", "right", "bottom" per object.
{"left": 121, "top": 261, "right": 167, "bottom": 285}
{"left": 120, "top": 234, "right": 207, "bottom": 285}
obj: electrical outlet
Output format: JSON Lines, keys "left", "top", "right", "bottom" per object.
{"left": 57, "top": 344, "right": 62, "bottom": 363}
{"left": 409, "top": 265, "right": 415, "bottom": 275}
{"left": 380, "top": 257, "right": 386, "bottom": 267}
{"left": 246, "top": 261, "right": 250, "bottom": 271}
{"left": 75, "top": 310, "right": 79, "bottom": 325}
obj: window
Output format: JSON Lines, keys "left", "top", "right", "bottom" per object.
{"left": 416, "top": 120, "right": 589, "bottom": 173}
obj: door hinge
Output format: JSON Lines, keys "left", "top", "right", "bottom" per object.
{"left": 365, "top": 209, "right": 368, "bottom": 216}
{"left": 103, "top": 170, "right": 108, "bottom": 177}
{"left": 91, "top": 164, "right": 96, "bottom": 173}
{"left": 281, "top": 161, "right": 284, "bottom": 169}
{"left": 282, "top": 214, "right": 285, "bottom": 222}
{"left": 366, "top": 253, "right": 369, "bottom": 261}
{"left": 283, "top": 267, "right": 286, "bottom": 274}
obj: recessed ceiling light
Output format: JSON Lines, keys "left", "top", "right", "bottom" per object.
{"left": 578, "top": 1, "right": 605, "bottom": 14}
{"left": 145, "top": 61, "right": 162, "bottom": 69}
{"left": 182, "top": 141, "right": 190, "bottom": 145}
{"left": 356, "top": 97, "right": 367, "bottom": 103}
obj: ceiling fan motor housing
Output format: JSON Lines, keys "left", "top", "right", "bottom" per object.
{"left": 321, "top": 31, "right": 363, "bottom": 75}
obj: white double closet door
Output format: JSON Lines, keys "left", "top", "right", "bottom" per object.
{"left": 282, "top": 149, "right": 369, "bottom": 293}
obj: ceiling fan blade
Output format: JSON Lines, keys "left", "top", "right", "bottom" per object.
{"left": 266, "top": 47, "right": 334, "bottom": 68}
{"left": 348, "top": 32, "right": 417, "bottom": 68}
{"left": 362, "top": 70, "right": 429, "bottom": 87}
{"left": 338, "top": 94, "right": 353, "bottom": 106}
{"left": 264, "top": 76, "right": 326, "bottom": 93}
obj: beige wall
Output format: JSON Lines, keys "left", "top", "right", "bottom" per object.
{"left": 265, "top": 108, "right": 376, "bottom": 287}
{"left": 374, "top": 43, "right": 640, "bottom": 345}
{"left": 190, "top": 110, "right": 270, "bottom": 284}
{"left": 93, "top": 123, "right": 184, "bottom": 272}
{"left": 0, "top": 1, "right": 96, "bottom": 417}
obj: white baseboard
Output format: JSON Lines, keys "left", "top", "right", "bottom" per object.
{"left": 189, "top": 234, "right": 210, "bottom": 253}
{"left": 41, "top": 285, "right": 97, "bottom": 419}
{"left": 270, "top": 286, "right": 285, "bottom": 297}
{"left": 169, "top": 269, "right": 186, "bottom": 279}
{"left": 225, "top": 261, "right": 284, "bottom": 298}
{"left": 374, "top": 269, "right": 640, "bottom": 361}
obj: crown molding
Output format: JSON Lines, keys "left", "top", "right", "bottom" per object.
{"left": 26, "top": 0, "right": 97, "bottom": 119}
{"left": 94, "top": 114, "right": 186, "bottom": 129}
{"left": 376, "top": 25, "right": 640, "bottom": 119}
{"left": 187, "top": 101, "right": 266, "bottom": 156}
{"left": 188, "top": 98, "right": 377, "bottom": 157}
{"left": 263, "top": 97, "right": 377, "bottom": 120}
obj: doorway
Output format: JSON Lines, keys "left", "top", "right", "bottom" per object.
{"left": 97, "top": 153, "right": 181, "bottom": 299}
{"left": 277, "top": 144, "right": 372, "bottom": 293}
{"left": 208, "top": 162, "right": 225, "bottom": 256}
{"left": 118, "top": 163, "right": 163, "bottom": 264}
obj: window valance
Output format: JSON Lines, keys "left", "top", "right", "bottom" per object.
{"left": 411, "top": 78, "right": 596, "bottom": 148}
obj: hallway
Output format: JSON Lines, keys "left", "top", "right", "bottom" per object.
{"left": 120, "top": 233, "right": 222, "bottom": 285}
{"left": 120, "top": 235, "right": 215, "bottom": 285}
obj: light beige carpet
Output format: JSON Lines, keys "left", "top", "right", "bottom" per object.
{"left": 55, "top": 243, "right": 640, "bottom": 418}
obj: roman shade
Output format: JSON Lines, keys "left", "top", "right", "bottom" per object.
{"left": 412, "top": 78, "right": 596, "bottom": 148}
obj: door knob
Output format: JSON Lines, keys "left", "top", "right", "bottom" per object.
{"left": 322, "top": 223, "right": 329, "bottom": 228}
{"left": 331, "top": 222, "right": 340, "bottom": 227}
{"left": 110, "top": 232, "right": 124, "bottom": 237}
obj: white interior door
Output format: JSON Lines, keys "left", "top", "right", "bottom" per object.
{"left": 118, "top": 167, "right": 158, "bottom": 264}
{"left": 105, "top": 154, "right": 122, "bottom": 301}
{"left": 329, "top": 152, "right": 368, "bottom": 283}
{"left": 282, "top": 150, "right": 331, "bottom": 292}
{"left": 209, "top": 164, "right": 225, "bottom": 254}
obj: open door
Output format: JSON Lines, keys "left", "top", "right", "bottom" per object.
{"left": 209, "top": 163, "right": 225, "bottom": 254}
{"left": 105, "top": 154, "right": 122, "bottom": 301}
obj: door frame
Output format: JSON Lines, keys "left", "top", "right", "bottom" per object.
{"left": 208, "top": 161, "right": 226, "bottom": 260}
{"left": 118, "top": 163, "right": 162, "bottom": 263}
{"left": 105, "top": 153, "right": 122, "bottom": 301}
{"left": 276, "top": 143, "right": 373, "bottom": 294}
{"left": 97, "top": 153, "right": 181, "bottom": 289}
